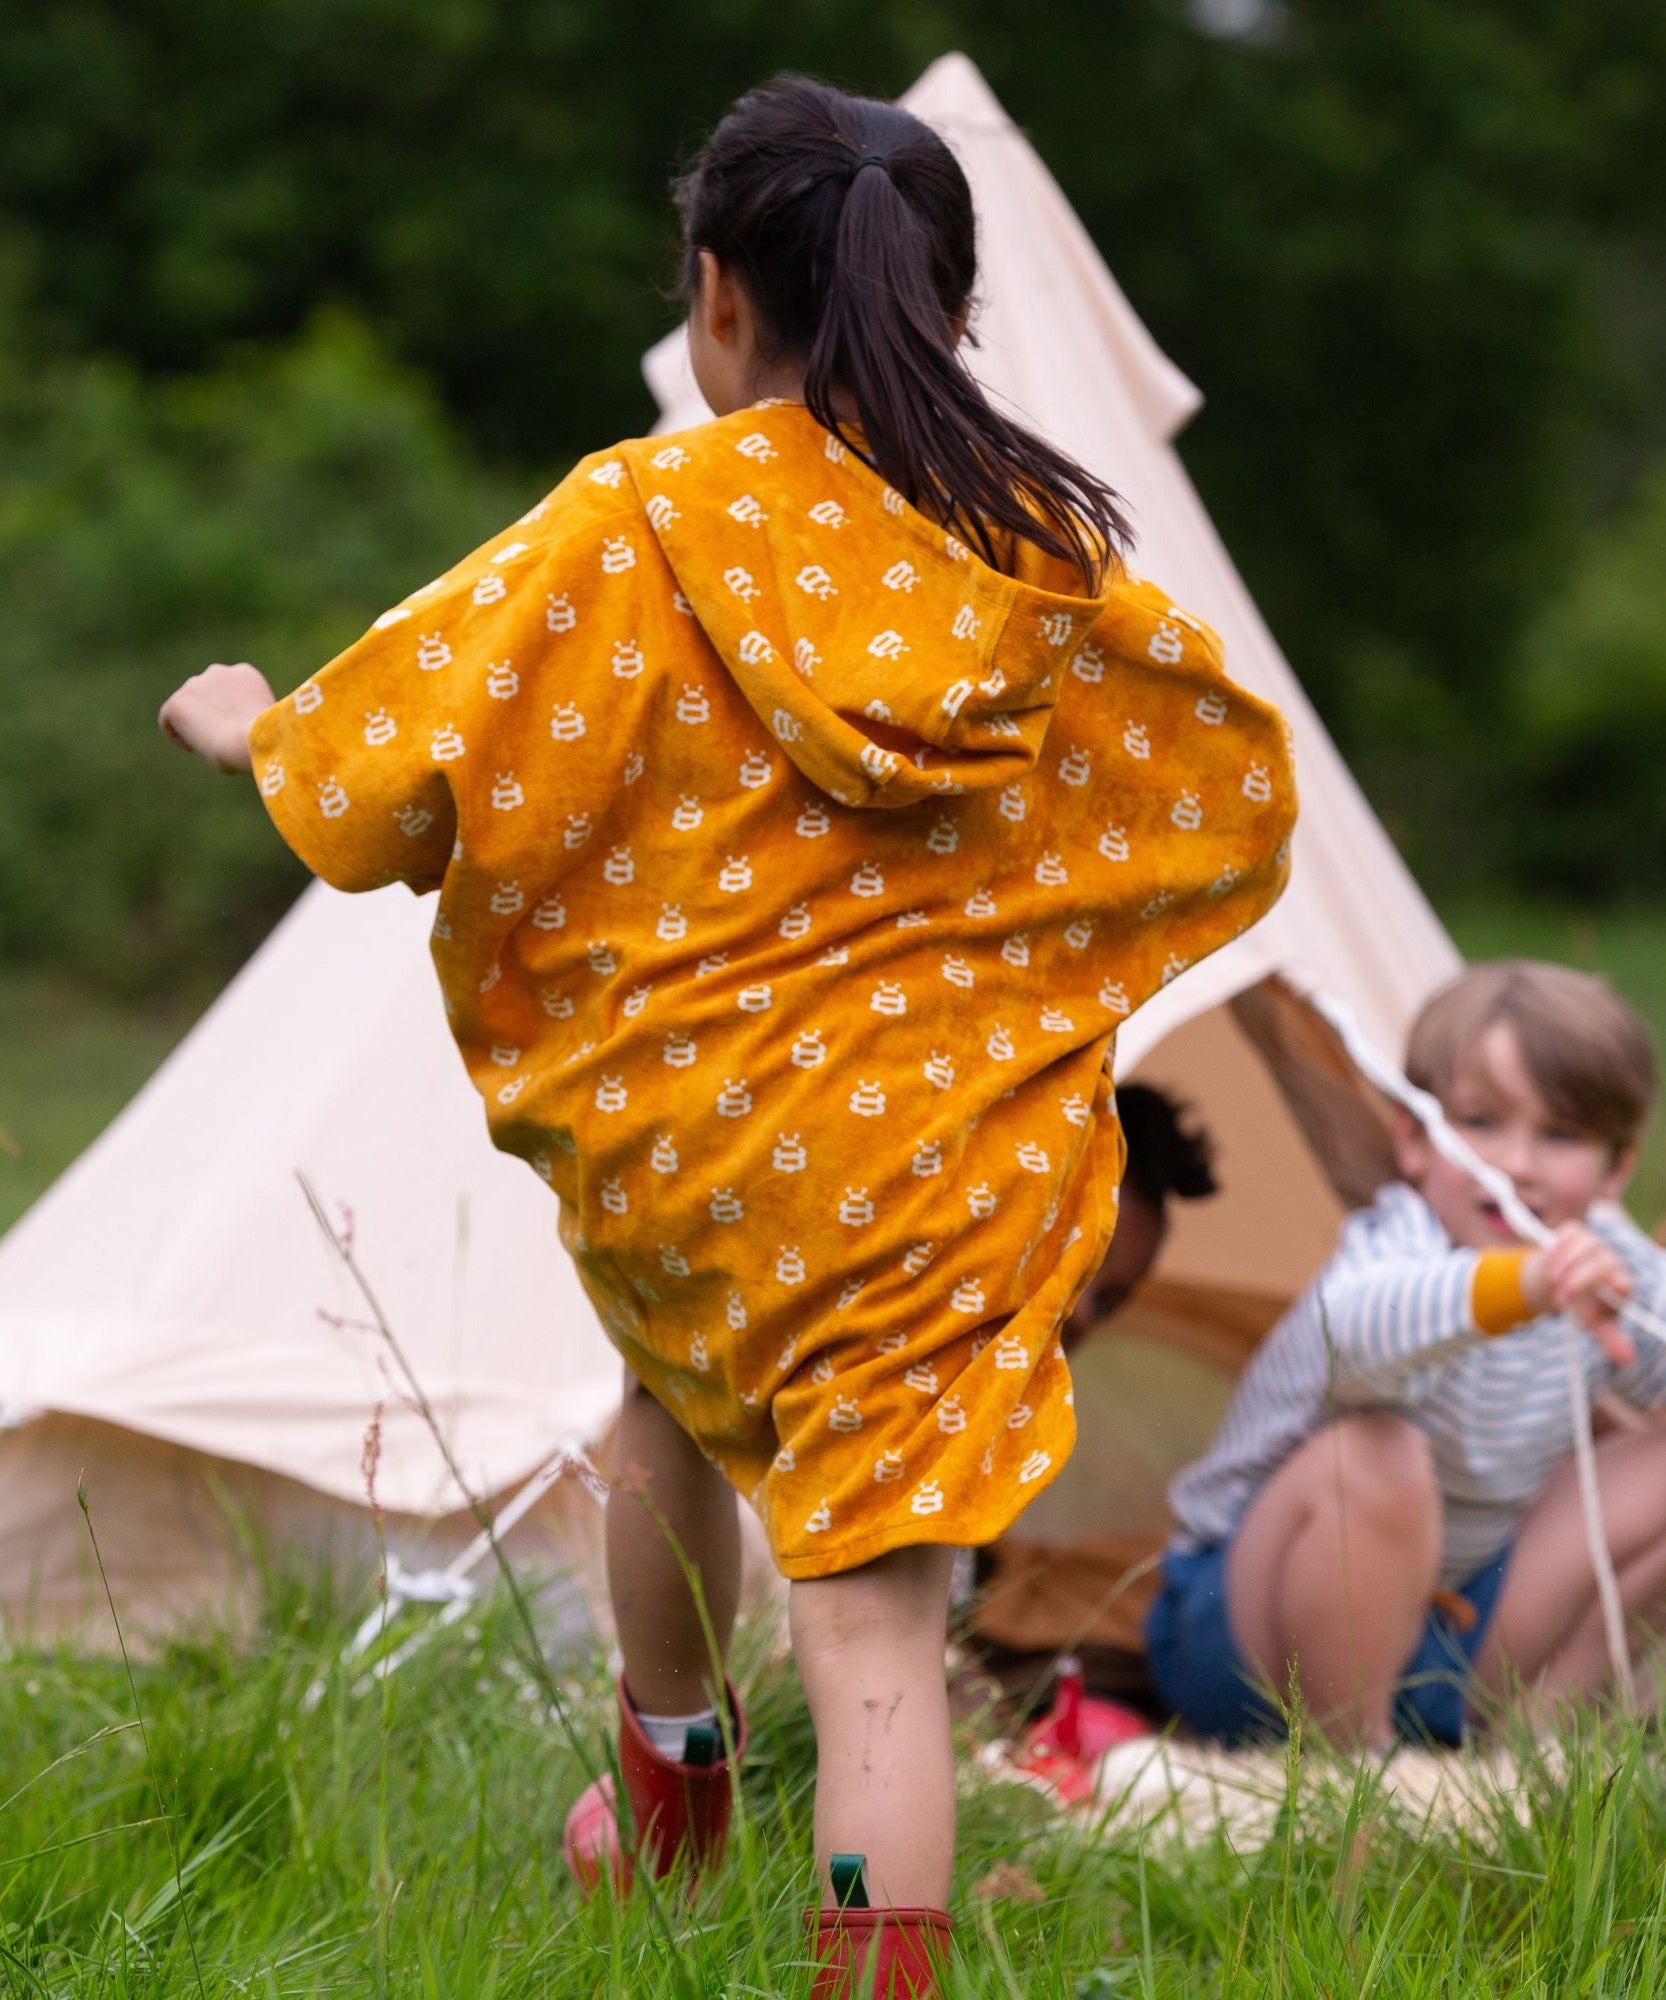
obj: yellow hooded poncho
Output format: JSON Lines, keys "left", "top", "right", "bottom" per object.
{"left": 250, "top": 400, "right": 1295, "bottom": 1578}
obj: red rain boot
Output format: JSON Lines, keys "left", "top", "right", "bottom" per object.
{"left": 809, "top": 1904, "right": 953, "bottom": 1998}
{"left": 563, "top": 1676, "right": 746, "bottom": 1897}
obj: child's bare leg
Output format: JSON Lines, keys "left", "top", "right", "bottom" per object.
{"left": 1228, "top": 1411, "right": 1442, "bottom": 1746}
{"left": 790, "top": 1544, "right": 958, "bottom": 1909}
{"left": 607, "top": 1369, "right": 741, "bottom": 1712}
{"left": 1474, "top": 1428, "right": 1666, "bottom": 1716}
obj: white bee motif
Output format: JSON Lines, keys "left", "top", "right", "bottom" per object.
{"left": 952, "top": 1278, "right": 986, "bottom": 1316}
{"left": 926, "top": 815, "right": 959, "bottom": 854}
{"left": 587, "top": 459, "right": 624, "bottom": 488}
{"left": 429, "top": 725, "right": 466, "bottom": 763}
{"left": 716, "top": 1078, "right": 753, "bottom": 1118}
{"left": 1040, "top": 610, "right": 1075, "bottom": 646}
{"left": 804, "top": 1500, "right": 832, "bottom": 1535}
{"left": 670, "top": 794, "right": 704, "bottom": 832}
{"left": 873, "top": 1451, "right": 905, "bottom": 1484}
{"left": 602, "top": 844, "right": 634, "bottom": 885}
{"left": 736, "top": 431, "right": 777, "bottom": 462}
{"left": 726, "top": 1291, "right": 748, "bottom": 1330}
{"left": 1040, "top": 1008, "right": 1074, "bottom": 1034}
{"left": 791, "top": 1031, "right": 826, "bottom": 1070}
{"left": 709, "top": 1188, "right": 744, "bottom": 1224}
{"left": 1099, "top": 980, "right": 1131, "bottom": 1016}
{"left": 655, "top": 904, "right": 688, "bottom": 943}
{"left": 910, "top": 1480, "right": 945, "bottom": 1517}
{"left": 623, "top": 983, "right": 653, "bottom": 1017}
{"left": 687, "top": 1332, "right": 711, "bottom": 1373}
{"left": 837, "top": 1278, "right": 865, "bottom": 1311}
{"left": 772, "top": 1132, "right": 808, "bottom": 1173}
{"left": 923, "top": 1050, "right": 955, "bottom": 1090}
{"left": 775, "top": 1444, "right": 797, "bottom": 1473}
{"left": 827, "top": 1395, "right": 865, "bottom": 1436}
{"left": 1122, "top": 722, "right": 1152, "bottom": 761}
{"left": 868, "top": 630, "right": 909, "bottom": 660}
{"left": 650, "top": 1134, "right": 679, "bottom": 1174}
{"left": 1060, "top": 1093, "right": 1091, "bottom": 1127}
{"left": 488, "top": 881, "right": 524, "bottom": 917}
{"left": 676, "top": 684, "right": 711, "bottom": 725}
{"left": 1141, "top": 889, "right": 1175, "bottom": 922}
{"left": 964, "top": 888, "right": 997, "bottom": 920}
{"left": 594, "top": 1076, "right": 627, "bottom": 1114}
{"left": 997, "top": 782, "right": 1027, "bottom": 823}
{"left": 736, "top": 632, "right": 774, "bottom": 668}
{"left": 775, "top": 1246, "right": 807, "bottom": 1286}
{"left": 941, "top": 677, "right": 974, "bottom": 720}
{"left": 660, "top": 1244, "right": 691, "bottom": 1278}
{"left": 849, "top": 1080, "right": 887, "bottom": 1117}
{"left": 610, "top": 639, "right": 645, "bottom": 680}
{"left": 994, "top": 1334, "right": 1030, "bottom": 1372}
{"left": 496, "top": 1075, "right": 526, "bottom": 1106}
{"left": 600, "top": 1178, "right": 627, "bottom": 1215}
{"left": 795, "top": 563, "right": 838, "bottom": 601}
{"left": 882, "top": 560, "right": 919, "bottom": 592}
{"left": 416, "top": 634, "right": 452, "bottom": 673}
{"left": 545, "top": 593, "right": 578, "bottom": 632}
{"left": 1001, "top": 934, "right": 1031, "bottom": 969}
{"left": 718, "top": 854, "right": 753, "bottom": 894}
{"left": 1171, "top": 790, "right": 1203, "bottom": 831}
{"left": 587, "top": 940, "right": 618, "bottom": 975}
{"left": 979, "top": 665, "right": 1006, "bottom": 699}
{"left": 1243, "top": 761, "right": 1273, "bottom": 803}
{"left": 394, "top": 803, "right": 431, "bottom": 837}
{"left": 838, "top": 1188, "right": 875, "bottom": 1227}
{"left": 849, "top": 861, "right": 885, "bottom": 898}
{"left": 723, "top": 566, "right": 760, "bottom": 605}
{"left": 819, "top": 946, "right": 850, "bottom": 968}
{"left": 672, "top": 590, "right": 694, "bottom": 617}
{"left": 728, "top": 493, "right": 768, "bottom": 528}
{"left": 549, "top": 703, "right": 586, "bottom": 742}
{"left": 259, "top": 761, "right": 286, "bottom": 799}
{"left": 808, "top": 498, "right": 847, "bottom": 528}
{"left": 1161, "top": 952, "right": 1191, "bottom": 988}
{"left": 563, "top": 812, "right": 592, "bottom": 850}
{"left": 1064, "top": 918, "right": 1095, "bottom": 951}
{"left": 903, "top": 1242, "right": 937, "bottom": 1277}
{"left": 1036, "top": 854, "right": 1069, "bottom": 887}
{"left": 793, "top": 639, "right": 820, "bottom": 678}
{"left": 738, "top": 750, "right": 772, "bottom": 789}
{"left": 796, "top": 803, "right": 831, "bottom": 839}
{"left": 1071, "top": 643, "right": 1105, "bottom": 684}
{"left": 531, "top": 1154, "right": 554, "bottom": 1185}
{"left": 987, "top": 1025, "right": 1016, "bottom": 1062}
{"left": 904, "top": 1365, "right": 939, "bottom": 1396}
{"left": 362, "top": 708, "right": 397, "bottom": 746}
{"left": 1019, "top": 1451, "right": 1053, "bottom": 1485}
{"left": 1148, "top": 618, "right": 1185, "bottom": 665}
{"left": 600, "top": 537, "right": 636, "bottom": 574}
{"left": 877, "top": 1333, "right": 907, "bottom": 1355}
{"left": 936, "top": 1397, "right": 968, "bottom": 1436}
{"left": 772, "top": 708, "right": 804, "bottom": 745}
{"left": 651, "top": 443, "right": 689, "bottom": 472}
{"left": 1195, "top": 691, "right": 1228, "bottom": 726}
{"left": 1209, "top": 866, "right": 1241, "bottom": 900}
{"left": 951, "top": 604, "right": 981, "bottom": 641}
{"left": 1015, "top": 1141, "right": 1051, "bottom": 1174}
{"left": 470, "top": 571, "right": 507, "bottom": 606}
{"left": 966, "top": 1183, "right": 997, "bottom": 1219}
{"left": 860, "top": 742, "right": 899, "bottom": 783}
{"left": 779, "top": 902, "right": 813, "bottom": 941}
{"left": 896, "top": 909, "right": 928, "bottom": 930}
{"left": 317, "top": 777, "right": 349, "bottom": 819}
{"left": 1098, "top": 823, "right": 1132, "bottom": 865}
{"left": 662, "top": 1031, "right": 697, "bottom": 1069}
{"left": 531, "top": 894, "right": 566, "bottom": 931}
{"left": 1058, "top": 745, "right": 1092, "bottom": 788}
{"left": 912, "top": 1141, "right": 943, "bottom": 1177}
{"left": 622, "top": 746, "right": 645, "bottom": 784}
{"left": 870, "top": 982, "right": 907, "bottom": 1017}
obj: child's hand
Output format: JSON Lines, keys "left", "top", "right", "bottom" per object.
{"left": 158, "top": 662, "right": 276, "bottom": 773}
{"left": 1522, "top": 1223, "right": 1636, "bottom": 1368}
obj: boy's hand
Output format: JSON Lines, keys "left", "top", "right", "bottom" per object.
{"left": 158, "top": 663, "right": 276, "bottom": 773}
{"left": 1522, "top": 1223, "right": 1636, "bottom": 1368}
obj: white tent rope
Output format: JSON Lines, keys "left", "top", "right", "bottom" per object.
{"left": 1301, "top": 986, "right": 1638, "bottom": 1706}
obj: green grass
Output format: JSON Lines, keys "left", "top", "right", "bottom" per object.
{"left": 3, "top": 1567, "right": 1666, "bottom": 1996}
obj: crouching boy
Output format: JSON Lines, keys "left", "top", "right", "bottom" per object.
{"left": 1147, "top": 961, "right": 1666, "bottom": 1747}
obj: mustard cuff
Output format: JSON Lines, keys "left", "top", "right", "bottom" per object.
{"left": 1471, "top": 1249, "right": 1535, "bottom": 1336}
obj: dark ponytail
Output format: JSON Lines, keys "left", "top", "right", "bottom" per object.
{"left": 674, "top": 76, "right": 1132, "bottom": 589}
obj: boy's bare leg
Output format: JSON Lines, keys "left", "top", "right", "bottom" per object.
{"left": 1227, "top": 1411, "right": 1442, "bottom": 1747}
{"left": 790, "top": 1544, "right": 958, "bottom": 1910}
{"left": 607, "top": 1369, "right": 742, "bottom": 1713}
{"left": 1474, "top": 1427, "right": 1666, "bottom": 1715}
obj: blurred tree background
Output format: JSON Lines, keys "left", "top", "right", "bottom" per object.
{"left": 1, "top": 0, "right": 1663, "bottom": 1001}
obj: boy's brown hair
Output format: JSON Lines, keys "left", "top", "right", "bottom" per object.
{"left": 1406, "top": 960, "right": 1657, "bottom": 1154}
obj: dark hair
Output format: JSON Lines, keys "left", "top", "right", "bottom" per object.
{"left": 674, "top": 75, "right": 1133, "bottom": 589}
{"left": 1118, "top": 1084, "right": 1218, "bottom": 1208}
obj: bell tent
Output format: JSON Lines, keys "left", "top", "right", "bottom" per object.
{"left": 0, "top": 51, "right": 1456, "bottom": 1652}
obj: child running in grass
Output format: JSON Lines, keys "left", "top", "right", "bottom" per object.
{"left": 160, "top": 75, "right": 1294, "bottom": 1995}
{"left": 1150, "top": 961, "right": 1666, "bottom": 1752}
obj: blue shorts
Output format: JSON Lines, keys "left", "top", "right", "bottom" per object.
{"left": 1144, "top": 1536, "right": 1513, "bottom": 1747}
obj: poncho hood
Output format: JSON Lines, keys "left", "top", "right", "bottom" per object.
{"left": 619, "top": 403, "right": 1110, "bottom": 809}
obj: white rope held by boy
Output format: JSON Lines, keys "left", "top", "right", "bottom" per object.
{"left": 1302, "top": 984, "right": 1641, "bottom": 1706}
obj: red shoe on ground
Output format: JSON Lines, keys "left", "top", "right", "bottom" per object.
{"left": 563, "top": 1675, "right": 746, "bottom": 1897}
{"left": 809, "top": 1855, "right": 952, "bottom": 1999}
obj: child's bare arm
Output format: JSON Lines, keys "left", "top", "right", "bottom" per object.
{"left": 159, "top": 662, "right": 276, "bottom": 774}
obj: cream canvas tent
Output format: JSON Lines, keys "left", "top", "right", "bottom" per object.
{"left": 0, "top": 50, "right": 1457, "bottom": 1652}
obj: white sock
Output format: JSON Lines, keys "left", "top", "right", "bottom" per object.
{"left": 637, "top": 1703, "right": 719, "bottom": 1762}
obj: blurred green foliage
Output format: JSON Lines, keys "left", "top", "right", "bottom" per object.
{"left": 0, "top": 0, "right": 1663, "bottom": 991}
